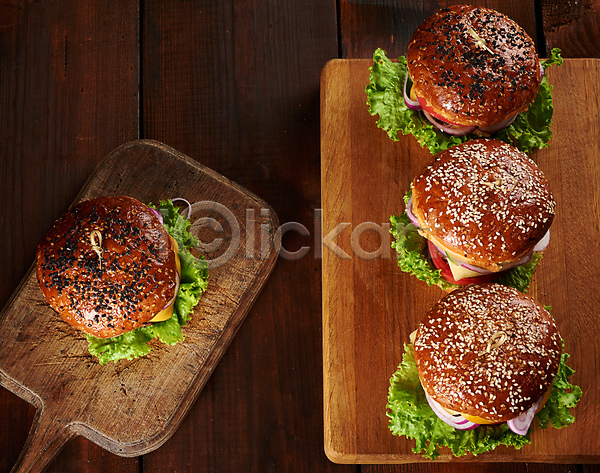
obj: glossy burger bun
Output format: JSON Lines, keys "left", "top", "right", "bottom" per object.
{"left": 406, "top": 5, "right": 541, "bottom": 127}
{"left": 411, "top": 139, "right": 555, "bottom": 271}
{"left": 413, "top": 283, "right": 562, "bottom": 423}
{"left": 36, "top": 196, "right": 179, "bottom": 339}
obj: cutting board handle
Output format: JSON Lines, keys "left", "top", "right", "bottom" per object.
{"left": 11, "top": 405, "right": 75, "bottom": 473}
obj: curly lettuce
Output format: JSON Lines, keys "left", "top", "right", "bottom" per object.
{"left": 86, "top": 200, "right": 209, "bottom": 364}
{"left": 366, "top": 48, "right": 563, "bottom": 154}
{"left": 390, "top": 212, "right": 454, "bottom": 291}
{"left": 387, "top": 343, "right": 582, "bottom": 459}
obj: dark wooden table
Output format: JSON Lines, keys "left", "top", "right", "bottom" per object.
{"left": 1, "top": 1, "right": 598, "bottom": 472}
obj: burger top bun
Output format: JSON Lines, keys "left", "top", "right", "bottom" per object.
{"left": 36, "top": 196, "right": 179, "bottom": 339}
{"left": 413, "top": 283, "right": 562, "bottom": 423}
{"left": 411, "top": 139, "right": 554, "bottom": 271}
{"left": 406, "top": 5, "right": 541, "bottom": 127}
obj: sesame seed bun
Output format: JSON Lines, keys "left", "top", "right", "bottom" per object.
{"left": 36, "top": 196, "right": 179, "bottom": 338}
{"left": 411, "top": 139, "right": 554, "bottom": 271}
{"left": 413, "top": 283, "right": 562, "bottom": 423}
{"left": 406, "top": 5, "right": 541, "bottom": 127}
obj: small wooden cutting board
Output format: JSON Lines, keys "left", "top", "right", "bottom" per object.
{"left": 0, "top": 140, "right": 279, "bottom": 472}
{"left": 321, "top": 59, "right": 600, "bottom": 463}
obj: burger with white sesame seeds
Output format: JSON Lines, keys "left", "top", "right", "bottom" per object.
{"left": 387, "top": 283, "right": 581, "bottom": 459}
{"left": 390, "top": 138, "right": 554, "bottom": 291}
{"left": 36, "top": 196, "right": 209, "bottom": 364}
{"left": 366, "top": 5, "right": 563, "bottom": 154}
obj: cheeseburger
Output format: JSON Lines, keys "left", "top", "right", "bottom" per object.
{"left": 387, "top": 284, "right": 581, "bottom": 458}
{"left": 365, "top": 5, "right": 563, "bottom": 154}
{"left": 414, "top": 284, "right": 560, "bottom": 429}
{"left": 36, "top": 196, "right": 208, "bottom": 363}
{"left": 392, "top": 139, "right": 554, "bottom": 289}
{"left": 405, "top": 5, "right": 541, "bottom": 134}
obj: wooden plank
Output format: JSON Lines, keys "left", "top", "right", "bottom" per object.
{"left": 364, "top": 464, "right": 580, "bottom": 473}
{"left": 339, "top": 1, "right": 539, "bottom": 59}
{"left": 139, "top": 1, "right": 352, "bottom": 472}
{"left": 0, "top": 140, "right": 279, "bottom": 472}
{"left": 0, "top": 1, "right": 139, "bottom": 472}
{"left": 540, "top": 0, "right": 600, "bottom": 57}
{"left": 321, "top": 58, "right": 600, "bottom": 463}
{"left": 339, "top": 2, "right": 599, "bottom": 473}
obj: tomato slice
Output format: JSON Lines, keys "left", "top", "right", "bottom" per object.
{"left": 427, "top": 241, "right": 502, "bottom": 286}
{"left": 416, "top": 96, "right": 462, "bottom": 126}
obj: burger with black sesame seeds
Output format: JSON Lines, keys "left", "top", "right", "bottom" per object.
{"left": 387, "top": 283, "right": 581, "bottom": 459}
{"left": 35, "top": 196, "right": 209, "bottom": 364}
{"left": 366, "top": 5, "right": 563, "bottom": 154}
{"left": 390, "top": 139, "right": 554, "bottom": 291}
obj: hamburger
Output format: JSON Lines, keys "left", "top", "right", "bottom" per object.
{"left": 406, "top": 4, "right": 541, "bottom": 131}
{"left": 366, "top": 5, "right": 563, "bottom": 154}
{"left": 391, "top": 139, "right": 554, "bottom": 291}
{"left": 387, "top": 283, "right": 581, "bottom": 459}
{"left": 36, "top": 196, "right": 209, "bottom": 363}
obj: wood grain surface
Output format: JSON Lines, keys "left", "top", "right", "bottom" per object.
{"left": 0, "top": 140, "right": 279, "bottom": 472}
{"left": 321, "top": 59, "right": 600, "bottom": 463}
{"left": 1, "top": 0, "right": 599, "bottom": 472}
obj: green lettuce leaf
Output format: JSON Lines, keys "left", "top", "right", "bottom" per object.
{"left": 495, "top": 48, "right": 563, "bottom": 153}
{"left": 536, "top": 351, "right": 583, "bottom": 429}
{"left": 366, "top": 50, "right": 468, "bottom": 154}
{"left": 387, "top": 343, "right": 581, "bottom": 459}
{"left": 86, "top": 200, "right": 209, "bottom": 364}
{"left": 390, "top": 212, "right": 455, "bottom": 291}
{"left": 366, "top": 48, "right": 562, "bottom": 154}
{"left": 494, "top": 252, "right": 542, "bottom": 293}
{"left": 390, "top": 193, "right": 541, "bottom": 292}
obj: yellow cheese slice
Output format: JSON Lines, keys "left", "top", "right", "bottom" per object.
{"left": 447, "top": 258, "right": 484, "bottom": 281}
{"left": 149, "top": 235, "right": 181, "bottom": 323}
{"left": 410, "top": 84, "right": 418, "bottom": 102}
{"left": 171, "top": 236, "right": 181, "bottom": 273}
{"left": 150, "top": 301, "right": 175, "bottom": 322}
{"left": 432, "top": 239, "right": 489, "bottom": 281}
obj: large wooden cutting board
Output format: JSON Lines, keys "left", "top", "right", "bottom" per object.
{"left": 321, "top": 59, "right": 600, "bottom": 463}
{"left": 0, "top": 140, "right": 279, "bottom": 472}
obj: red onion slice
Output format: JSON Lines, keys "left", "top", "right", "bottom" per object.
{"left": 406, "top": 197, "right": 420, "bottom": 227}
{"left": 422, "top": 110, "right": 476, "bottom": 136}
{"left": 432, "top": 240, "right": 535, "bottom": 273}
{"left": 460, "top": 262, "right": 493, "bottom": 274}
{"left": 533, "top": 230, "right": 550, "bottom": 252}
{"left": 148, "top": 206, "right": 164, "bottom": 224}
{"left": 499, "top": 251, "right": 533, "bottom": 271}
{"left": 460, "top": 251, "right": 533, "bottom": 273}
{"left": 429, "top": 242, "right": 490, "bottom": 274}
{"left": 431, "top": 242, "right": 446, "bottom": 258}
{"left": 171, "top": 197, "right": 193, "bottom": 220}
{"left": 403, "top": 71, "right": 422, "bottom": 111}
{"left": 424, "top": 391, "right": 480, "bottom": 430}
{"left": 507, "top": 397, "right": 541, "bottom": 435}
